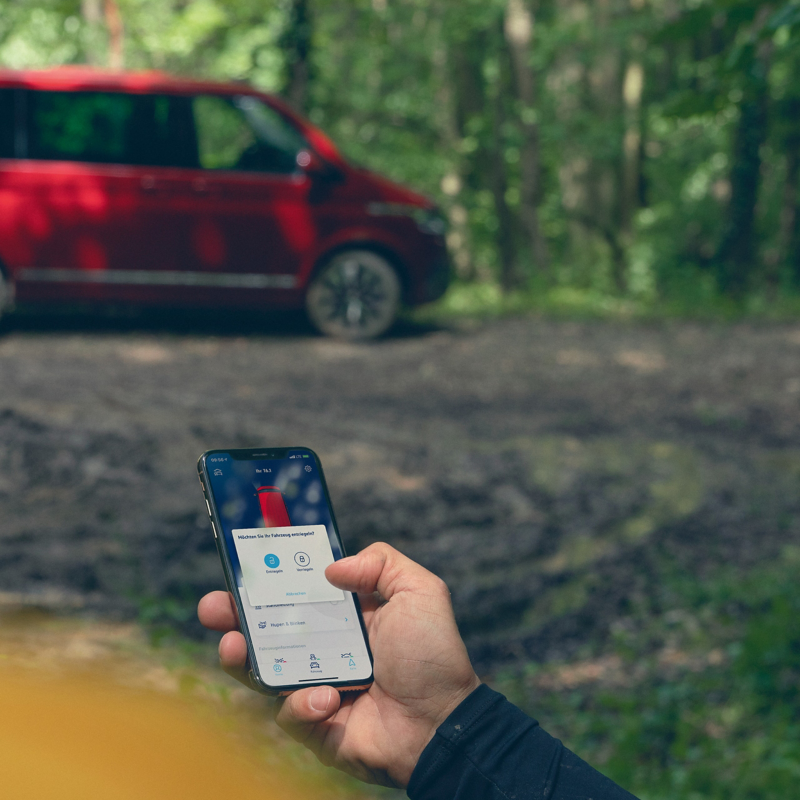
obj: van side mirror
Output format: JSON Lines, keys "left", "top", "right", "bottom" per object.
{"left": 296, "top": 149, "right": 343, "bottom": 182}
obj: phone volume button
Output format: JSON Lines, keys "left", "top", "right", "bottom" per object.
{"left": 205, "top": 499, "right": 212, "bottom": 517}
{"left": 211, "top": 522, "right": 218, "bottom": 539}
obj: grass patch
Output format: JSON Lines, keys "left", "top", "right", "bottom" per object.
{"left": 495, "top": 548, "right": 800, "bottom": 800}
{"left": 413, "top": 279, "right": 800, "bottom": 325}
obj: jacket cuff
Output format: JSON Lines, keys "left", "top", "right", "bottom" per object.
{"left": 406, "top": 684, "right": 557, "bottom": 800}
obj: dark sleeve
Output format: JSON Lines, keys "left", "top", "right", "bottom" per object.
{"left": 407, "top": 684, "right": 639, "bottom": 800}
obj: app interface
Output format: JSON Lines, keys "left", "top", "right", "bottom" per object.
{"left": 207, "top": 451, "right": 371, "bottom": 687}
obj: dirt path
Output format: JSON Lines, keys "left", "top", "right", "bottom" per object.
{"left": 2, "top": 312, "right": 800, "bottom": 675}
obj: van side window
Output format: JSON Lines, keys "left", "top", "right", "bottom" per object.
{"left": 28, "top": 91, "right": 139, "bottom": 165}
{"left": 25, "top": 90, "right": 197, "bottom": 168}
{"left": 0, "top": 90, "right": 15, "bottom": 158}
{"left": 193, "top": 95, "right": 304, "bottom": 174}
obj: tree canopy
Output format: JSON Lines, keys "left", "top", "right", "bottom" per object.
{"left": 2, "top": 0, "right": 799, "bottom": 305}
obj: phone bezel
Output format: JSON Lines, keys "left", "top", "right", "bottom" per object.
{"left": 198, "top": 446, "right": 375, "bottom": 696}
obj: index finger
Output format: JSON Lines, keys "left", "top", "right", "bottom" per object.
{"left": 197, "top": 590, "right": 239, "bottom": 632}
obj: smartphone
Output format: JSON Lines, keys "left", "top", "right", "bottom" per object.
{"left": 197, "top": 447, "right": 374, "bottom": 696}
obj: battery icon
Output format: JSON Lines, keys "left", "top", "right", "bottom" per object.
{"left": 303, "top": 454, "right": 309, "bottom": 458}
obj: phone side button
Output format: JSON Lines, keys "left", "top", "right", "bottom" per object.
{"left": 205, "top": 499, "right": 212, "bottom": 517}
{"left": 211, "top": 521, "right": 218, "bottom": 539}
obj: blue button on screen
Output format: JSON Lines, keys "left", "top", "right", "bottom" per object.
{"left": 264, "top": 553, "right": 280, "bottom": 568}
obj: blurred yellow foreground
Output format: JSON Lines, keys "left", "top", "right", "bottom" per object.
{"left": 0, "top": 611, "right": 364, "bottom": 800}
{"left": 0, "top": 668, "right": 307, "bottom": 800}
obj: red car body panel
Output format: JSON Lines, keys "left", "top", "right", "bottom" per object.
{"left": 0, "top": 68, "right": 449, "bottom": 312}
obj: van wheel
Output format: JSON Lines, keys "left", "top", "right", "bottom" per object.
{"left": 305, "top": 250, "right": 401, "bottom": 340}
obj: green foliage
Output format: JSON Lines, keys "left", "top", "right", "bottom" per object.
{"left": 1, "top": 0, "right": 799, "bottom": 309}
{"left": 137, "top": 591, "right": 198, "bottom": 646}
{"left": 499, "top": 553, "right": 800, "bottom": 799}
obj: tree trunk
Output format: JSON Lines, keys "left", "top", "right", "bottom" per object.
{"left": 453, "top": 31, "right": 507, "bottom": 284}
{"left": 775, "top": 89, "right": 800, "bottom": 284}
{"left": 491, "top": 82, "right": 520, "bottom": 291}
{"left": 716, "top": 95, "right": 769, "bottom": 294}
{"left": 620, "top": 57, "right": 644, "bottom": 238}
{"left": 81, "top": 0, "right": 101, "bottom": 23}
{"left": 281, "top": 0, "right": 313, "bottom": 113}
{"left": 82, "top": 0, "right": 124, "bottom": 68}
{"left": 585, "top": 0, "right": 627, "bottom": 292}
{"left": 487, "top": 56, "right": 522, "bottom": 291}
{"left": 504, "top": 0, "right": 549, "bottom": 278}
{"left": 103, "top": 0, "right": 124, "bottom": 70}
{"left": 715, "top": 6, "right": 773, "bottom": 296}
{"left": 433, "top": 34, "right": 474, "bottom": 280}
{"left": 783, "top": 132, "right": 800, "bottom": 285}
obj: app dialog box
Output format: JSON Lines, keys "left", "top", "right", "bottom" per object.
{"left": 232, "top": 525, "right": 344, "bottom": 606}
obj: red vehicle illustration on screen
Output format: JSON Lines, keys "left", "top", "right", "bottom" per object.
{"left": 256, "top": 486, "right": 291, "bottom": 528}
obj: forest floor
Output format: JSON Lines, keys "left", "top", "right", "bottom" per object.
{"left": 1, "top": 307, "right": 800, "bottom": 794}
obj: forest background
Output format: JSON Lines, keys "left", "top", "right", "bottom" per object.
{"left": 2, "top": 0, "right": 800, "bottom": 317}
{"left": 2, "top": 3, "right": 800, "bottom": 800}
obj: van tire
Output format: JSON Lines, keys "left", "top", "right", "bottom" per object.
{"left": 305, "top": 250, "right": 401, "bottom": 340}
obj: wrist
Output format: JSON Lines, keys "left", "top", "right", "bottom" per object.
{"left": 395, "top": 674, "right": 482, "bottom": 788}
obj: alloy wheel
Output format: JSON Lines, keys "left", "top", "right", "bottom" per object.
{"left": 306, "top": 250, "right": 401, "bottom": 340}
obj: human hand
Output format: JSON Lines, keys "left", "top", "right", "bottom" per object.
{"left": 197, "top": 542, "right": 480, "bottom": 788}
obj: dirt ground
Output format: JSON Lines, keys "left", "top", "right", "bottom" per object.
{"left": 2, "top": 308, "right": 800, "bottom": 677}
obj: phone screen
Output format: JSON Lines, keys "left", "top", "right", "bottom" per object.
{"left": 202, "top": 449, "right": 373, "bottom": 690}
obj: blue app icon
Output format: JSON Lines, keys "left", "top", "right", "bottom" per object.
{"left": 264, "top": 553, "right": 280, "bottom": 568}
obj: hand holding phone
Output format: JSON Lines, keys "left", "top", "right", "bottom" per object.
{"left": 198, "top": 542, "right": 481, "bottom": 789}
{"left": 198, "top": 447, "right": 374, "bottom": 694}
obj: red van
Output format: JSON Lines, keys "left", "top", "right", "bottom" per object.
{"left": 0, "top": 68, "right": 448, "bottom": 338}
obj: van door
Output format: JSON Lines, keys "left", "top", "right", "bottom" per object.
{"left": 162, "top": 93, "right": 314, "bottom": 305}
{"left": 0, "top": 88, "right": 20, "bottom": 283}
{"left": 6, "top": 89, "right": 181, "bottom": 305}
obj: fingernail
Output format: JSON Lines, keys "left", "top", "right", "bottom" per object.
{"left": 309, "top": 686, "right": 332, "bottom": 712}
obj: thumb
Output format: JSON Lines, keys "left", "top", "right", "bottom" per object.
{"left": 325, "top": 542, "right": 440, "bottom": 601}
{"left": 275, "top": 685, "right": 340, "bottom": 739}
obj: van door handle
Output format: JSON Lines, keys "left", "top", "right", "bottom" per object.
{"left": 191, "top": 177, "right": 222, "bottom": 195}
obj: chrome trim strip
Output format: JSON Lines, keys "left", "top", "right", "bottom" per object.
{"left": 17, "top": 268, "right": 297, "bottom": 290}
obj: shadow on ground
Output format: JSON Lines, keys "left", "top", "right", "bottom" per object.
{"left": 0, "top": 305, "right": 442, "bottom": 340}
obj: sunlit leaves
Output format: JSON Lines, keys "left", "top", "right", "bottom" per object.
{"left": 0, "top": 0, "right": 797, "bottom": 298}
